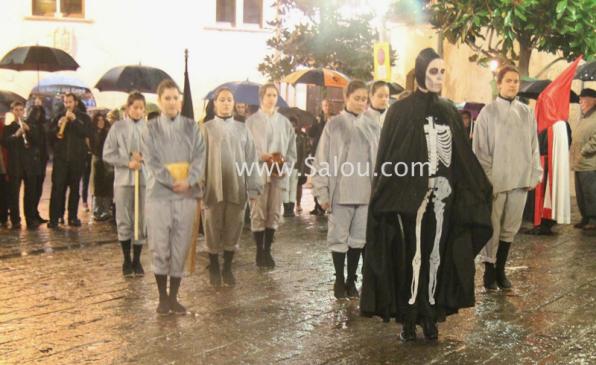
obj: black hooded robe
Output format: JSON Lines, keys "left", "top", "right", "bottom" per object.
{"left": 360, "top": 89, "right": 493, "bottom": 324}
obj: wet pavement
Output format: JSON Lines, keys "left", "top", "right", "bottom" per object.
{"left": 0, "top": 176, "right": 595, "bottom": 364}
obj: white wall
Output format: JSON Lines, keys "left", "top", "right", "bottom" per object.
{"left": 0, "top": 0, "right": 279, "bottom": 117}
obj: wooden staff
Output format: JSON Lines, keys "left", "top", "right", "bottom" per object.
{"left": 185, "top": 199, "right": 201, "bottom": 274}
{"left": 134, "top": 168, "right": 140, "bottom": 241}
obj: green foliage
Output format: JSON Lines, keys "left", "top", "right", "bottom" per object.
{"left": 259, "top": 1, "right": 396, "bottom": 81}
{"left": 431, "top": 0, "right": 596, "bottom": 75}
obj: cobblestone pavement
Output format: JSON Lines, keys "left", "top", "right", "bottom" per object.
{"left": 0, "top": 175, "right": 595, "bottom": 364}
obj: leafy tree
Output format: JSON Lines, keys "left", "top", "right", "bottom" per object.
{"left": 431, "top": 0, "right": 596, "bottom": 76}
{"left": 259, "top": 1, "right": 395, "bottom": 81}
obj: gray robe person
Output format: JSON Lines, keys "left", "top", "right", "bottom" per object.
{"left": 103, "top": 117, "right": 147, "bottom": 245}
{"left": 245, "top": 109, "right": 297, "bottom": 231}
{"left": 311, "top": 109, "right": 380, "bottom": 252}
{"left": 202, "top": 116, "right": 262, "bottom": 253}
{"left": 141, "top": 114, "right": 205, "bottom": 277}
{"left": 473, "top": 96, "right": 542, "bottom": 263}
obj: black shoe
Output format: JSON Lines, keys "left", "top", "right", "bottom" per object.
{"left": 346, "top": 248, "right": 362, "bottom": 298}
{"left": 168, "top": 277, "right": 186, "bottom": 315}
{"left": 156, "top": 300, "right": 171, "bottom": 316}
{"left": 574, "top": 218, "right": 589, "bottom": 229}
{"left": 222, "top": 251, "right": 236, "bottom": 287}
{"left": 26, "top": 219, "right": 41, "bottom": 230}
{"left": 47, "top": 220, "right": 59, "bottom": 229}
{"left": 155, "top": 274, "right": 170, "bottom": 315}
{"left": 36, "top": 216, "right": 49, "bottom": 224}
{"left": 68, "top": 219, "right": 82, "bottom": 227}
{"left": 332, "top": 252, "right": 347, "bottom": 299}
{"left": 11, "top": 222, "right": 21, "bottom": 230}
{"left": 345, "top": 278, "right": 359, "bottom": 298}
{"left": 122, "top": 261, "right": 134, "bottom": 277}
{"left": 132, "top": 244, "right": 144, "bottom": 276}
{"left": 483, "top": 262, "right": 498, "bottom": 290}
{"left": 400, "top": 321, "right": 417, "bottom": 341}
{"left": 132, "top": 261, "right": 144, "bottom": 276}
{"left": 421, "top": 318, "right": 438, "bottom": 340}
{"left": 334, "top": 276, "right": 347, "bottom": 299}
{"left": 263, "top": 228, "right": 276, "bottom": 268}
{"left": 253, "top": 231, "right": 265, "bottom": 267}
{"left": 496, "top": 241, "right": 512, "bottom": 289}
{"left": 208, "top": 254, "right": 222, "bottom": 288}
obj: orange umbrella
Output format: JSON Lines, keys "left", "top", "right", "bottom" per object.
{"left": 283, "top": 68, "right": 350, "bottom": 88}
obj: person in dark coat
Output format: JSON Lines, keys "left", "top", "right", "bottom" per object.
{"left": 0, "top": 116, "right": 10, "bottom": 227}
{"left": 91, "top": 113, "right": 114, "bottom": 221}
{"left": 308, "top": 99, "right": 331, "bottom": 216}
{"left": 359, "top": 48, "right": 493, "bottom": 342}
{"left": 1, "top": 102, "right": 43, "bottom": 230}
{"left": 47, "top": 93, "right": 93, "bottom": 228}
{"left": 28, "top": 105, "right": 49, "bottom": 223}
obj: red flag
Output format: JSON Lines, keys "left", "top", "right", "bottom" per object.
{"left": 535, "top": 56, "right": 582, "bottom": 133}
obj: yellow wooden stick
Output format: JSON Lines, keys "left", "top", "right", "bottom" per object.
{"left": 134, "top": 169, "right": 139, "bottom": 241}
{"left": 185, "top": 199, "right": 201, "bottom": 274}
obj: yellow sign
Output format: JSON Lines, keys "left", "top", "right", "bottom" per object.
{"left": 373, "top": 42, "right": 392, "bottom": 81}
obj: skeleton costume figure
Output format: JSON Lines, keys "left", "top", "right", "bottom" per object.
{"left": 360, "top": 48, "right": 493, "bottom": 341}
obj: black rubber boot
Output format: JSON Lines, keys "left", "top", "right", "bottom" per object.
{"left": 155, "top": 274, "right": 170, "bottom": 315}
{"left": 282, "top": 203, "right": 292, "bottom": 217}
{"left": 253, "top": 231, "right": 265, "bottom": 267}
{"left": 483, "top": 262, "right": 497, "bottom": 290}
{"left": 208, "top": 253, "right": 222, "bottom": 288}
{"left": 332, "top": 252, "right": 347, "bottom": 299}
{"left": 168, "top": 277, "right": 186, "bottom": 315}
{"left": 132, "top": 244, "right": 144, "bottom": 276}
{"left": 288, "top": 202, "right": 296, "bottom": 217}
{"left": 263, "top": 228, "right": 276, "bottom": 268}
{"left": 400, "top": 320, "right": 417, "bottom": 341}
{"left": 222, "top": 251, "right": 236, "bottom": 287}
{"left": 496, "top": 241, "right": 512, "bottom": 289}
{"left": 120, "top": 240, "right": 133, "bottom": 277}
{"left": 421, "top": 318, "right": 438, "bottom": 340}
{"left": 346, "top": 248, "right": 362, "bottom": 298}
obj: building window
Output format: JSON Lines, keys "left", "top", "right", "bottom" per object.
{"left": 31, "top": 0, "right": 84, "bottom": 18}
{"left": 216, "top": 0, "right": 236, "bottom": 24}
{"left": 243, "top": 0, "right": 262, "bottom": 25}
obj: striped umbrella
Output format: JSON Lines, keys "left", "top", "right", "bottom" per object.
{"left": 283, "top": 68, "right": 350, "bottom": 88}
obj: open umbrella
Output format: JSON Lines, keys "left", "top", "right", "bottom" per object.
{"left": 0, "top": 90, "right": 26, "bottom": 114}
{"left": 574, "top": 60, "right": 595, "bottom": 81}
{"left": 95, "top": 65, "right": 176, "bottom": 94}
{"left": 205, "top": 81, "right": 288, "bottom": 108}
{"left": 519, "top": 79, "right": 579, "bottom": 103}
{"left": 283, "top": 68, "right": 350, "bottom": 88}
{"left": 278, "top": 107, "right": 316, "bottom": 130}
{"left": 0, "top": 46, "right": 79, "bottom": 72}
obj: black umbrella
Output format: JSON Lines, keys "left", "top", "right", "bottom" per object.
{"left": 278, "top": 107, "right": 317, "bottom": 130}
{"left": 0, "top": 46, "right": 79, "bottom": 72}
{"left": 519, "top": 79, "right": 579, "bottom": 103}
{"left": 0, "top": 90, "right": 26, "bottom": 114}
{"left": 95, "top": 65, "right": 176, "bottom": 94}
{"left": 574, "top": 60, "right": 595, "bottom": 81}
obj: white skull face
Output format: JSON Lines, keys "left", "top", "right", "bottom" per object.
{"left": 425, "top": 58, "right": 446, "bottom": 93}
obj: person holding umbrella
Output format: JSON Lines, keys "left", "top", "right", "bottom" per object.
{"left": 47, "top": 93, "right": 93, "bottom": 228}
{"left": 202, "top": 87, "right": 261, "bottom": 287}
{"left": 103, "top": 92, "right": 148, "bottom": 277}
{"left": 142, "top": 80, "right": 205, "bottom": 315}
{"left": 246, "top": 83, "right": 296, "bottom": 268}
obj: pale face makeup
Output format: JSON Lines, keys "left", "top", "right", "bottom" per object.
{"left": 424, "top": 58, "right": 446, "bottom": 93}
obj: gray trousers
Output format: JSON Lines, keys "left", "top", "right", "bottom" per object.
{"left": 146, "top": 198, "right": 197, "bottom": 277}
{"left": 251, "top": 177, "right": 282, "bottom": 231}
{"left": 327, "top": 203, "right": 368, "bottom": 253}
{"left": 204, "top": 201, "right": 245, "bottom": 254}
{"left": 479, "top": 188, "right": 527, "bottom": 263}
{"left": 575, "top": 171, "right": 596, "bottom": 221}
{"left": 114, "top": 186, "right": 146, "bottom": 244}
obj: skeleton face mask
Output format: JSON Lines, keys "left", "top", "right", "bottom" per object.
{"left": 425, "top": 59, "right": 446, "bottom": 93}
